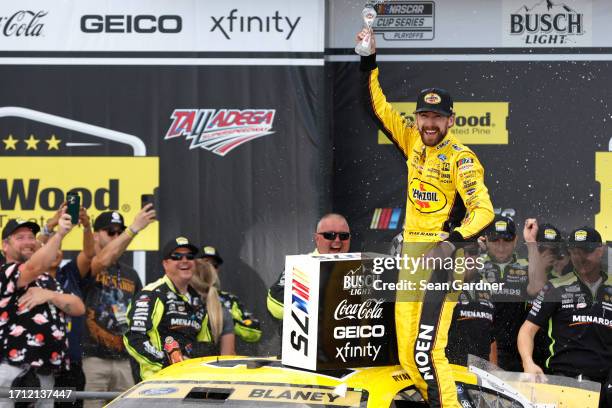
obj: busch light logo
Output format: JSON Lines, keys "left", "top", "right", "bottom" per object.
{"left": 165, "top": 109, "right": 276, "bottom": 156}
{"left": 505, "top": 0, "right": 590, "bottom": 46}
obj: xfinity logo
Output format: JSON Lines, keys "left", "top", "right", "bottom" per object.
{"left": 211, "top": 9, "right": 301, "bottom": 40}
{"left": 81, "top": 15, "right": 182, "bottom": 34}
{"left": 0, "top": 10, "right": 47, "bottom": 37}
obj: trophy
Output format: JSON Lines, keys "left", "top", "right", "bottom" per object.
{"left": 354, "top": 4, "right": 377, "bottom": 56}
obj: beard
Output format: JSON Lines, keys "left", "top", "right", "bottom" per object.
{"left": 418, "top": 126, "right": 448, "bottom": 146}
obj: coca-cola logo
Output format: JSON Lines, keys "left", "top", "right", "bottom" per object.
{"left": 333, "top": 298, "right": 384, "bottom": 321}
{"left": 0, "top": 10, "right": 47, "bottom": 37}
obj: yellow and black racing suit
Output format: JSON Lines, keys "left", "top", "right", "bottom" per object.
{"left": 123, "top": 275, "right": 215, "bottom": 381}
{"left": 361, "top": 53, "right": 494, "bottom": 407}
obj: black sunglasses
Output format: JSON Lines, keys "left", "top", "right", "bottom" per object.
{"left": 104, "top": 228, "right": 124, "bottom": 237}
{"left": 318, "top": 231, "right": 351, "bottom": 241}
{"left": 169, "top": 253, "right": 196, "bottom": 261}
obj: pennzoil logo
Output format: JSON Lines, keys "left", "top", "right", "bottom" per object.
{"left": 378, "top": 102, "right": 508, "bottom": 145}
{"left": 165, "top": 108, "right": 276, "bottom": 157}
{"left": 408, "top": 179, "right": 446, "bottom": 213}
{"left": 424, "top": 93, "right": 441, "bottom": 104}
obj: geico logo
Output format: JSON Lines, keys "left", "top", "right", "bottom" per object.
{"left": 333, "top": 325, "right": 384, "bottom": 339}
{"left": 80, "top": 15, "right": 182, "bottom": 34}
{"left": 454, "top": 112, "right": 491, "bottom": 127}
{"left": 0, "top": 179, "right": 118, "bottom": 211}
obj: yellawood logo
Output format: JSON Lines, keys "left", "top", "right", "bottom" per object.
{"left": 378, "top": 102, "right": 509, "bottom": 145}
{"left": 0, "top": 157, "right": 158, "bottom": 250}
{"left": 0, "top": 106, "right": 159, "bottom": 252}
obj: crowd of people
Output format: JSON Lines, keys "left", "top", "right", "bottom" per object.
{"left": 0, "top": 204, "right": 260, "bottom": 408}
{"left": 0, "top": 204, "right": 609, "bottom": 406}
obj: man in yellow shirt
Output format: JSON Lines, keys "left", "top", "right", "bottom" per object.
{"left": 357, "top": 31, "right": 494, "bottom": 408}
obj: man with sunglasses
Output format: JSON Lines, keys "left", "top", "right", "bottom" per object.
{"left": 200, "top": 246, "right": 262, "bottom": 345}
{"left": 81, "top": 207, "right": 155, "bottom": 407}
{"left": 481, "top": 215, "right": 547, "bottom": 371}
{"left": 267, "top": 213, "right": 351, "bottom": 320}
{"left": 522, "top": 220, "right": 570, "bottom": 370}
{"left": 124, "top": 237, "right": 220, "bottom": 381}
{"left": 519, "top": 227, "right": 611, "bottom": 407}
{"left": 357, "top": 30, "right": 494, "bottom": 408}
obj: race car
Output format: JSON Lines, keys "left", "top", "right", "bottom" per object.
{"left": 105, "top": 356, "right": 600, "bottom": 407}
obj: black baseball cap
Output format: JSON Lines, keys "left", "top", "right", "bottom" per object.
{"left": 162, "top": 236, "right": 199, "bottom": 259}
{"left": 567, "top": 227, "right": 602, "bottom": 252}
{"left": 485, "top": 215, "right": 516, "bottom": 240}
{"left": 200, "top": 245, "right": 224, "bottom": 266}
{"left": 536, "top": 223, "right": 563, "bottom": 244}
{"left": 2, "top": 219, "right": 40, "bottom": 240}
{"left": 93, "top": 211, "right": 126, "bottom": 232}
{"left": 414, "top": 88, "right": 454, "bottom": 117}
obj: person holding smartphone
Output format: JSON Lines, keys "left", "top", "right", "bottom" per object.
{"left": 80, "top": 206, "right": 155, "bottom": 407}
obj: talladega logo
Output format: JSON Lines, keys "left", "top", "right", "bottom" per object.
{"left": 165, "top": 108, "right": 276, "bottom": 156}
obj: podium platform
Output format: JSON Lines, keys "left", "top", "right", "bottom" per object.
{"left": 281, "top": 252, "right": 398, "bottom": 371}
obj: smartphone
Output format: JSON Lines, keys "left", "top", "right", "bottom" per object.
{"left": 66, "top": 192, "right": 80, "bottom": 225}
{"left": 141, "top": 194, "right": 155, "bottom": 212}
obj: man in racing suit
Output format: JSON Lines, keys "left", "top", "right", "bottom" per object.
{"left": 124, "top": 237, "right": 217, "bottom": 381}
{"left": 358, "top": 31, "right": 494, "bottom": 407}
{"left": 518, "top": 227, "right": 612, "bottom": 407}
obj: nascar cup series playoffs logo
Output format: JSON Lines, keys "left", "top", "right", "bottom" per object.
{"left": 165, "top": 109, "right": 276, "bottom": 156}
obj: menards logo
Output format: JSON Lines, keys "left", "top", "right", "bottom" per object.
{"left": 378, "top": 102, "right": 509, "bottom": 145}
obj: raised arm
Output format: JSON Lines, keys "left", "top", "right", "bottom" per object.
{"left": 17, "top": 214, "right": 73, "bottom": 288}
{"left": 90, "top": 204, "right": 156, "bottom": 277}
{"left": 357, "top": 30, "right": 419, "bottom": 158}
{"left": 524, "top": 218, "right": 548, "bottom": 296}
{"left": 76, "top": 208, "right": 95, "bottom": 278}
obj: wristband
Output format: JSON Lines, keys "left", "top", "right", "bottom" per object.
{"left": 42, "top": 224, "right": 52, "bottom": 236}
{"left": 125, "top": 226, "right": 139, "bottom": 238}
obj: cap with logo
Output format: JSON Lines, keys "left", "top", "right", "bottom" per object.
{"left": 162, "top": 236, "right": 199, "bottom": 259}
{"left": 567, "top": 227, "right": 602, "bottom": 252}
{"left": 200, "top": 245, "right": 224, "bottom": 266}
{"left": 485, "top": 215, "right": 516, "bottom": 240}
{"left": 414, "top": 87, "right": 454, "bottom": 117}
{"left": 536, "top": 223, "right": 563, "bottom": 243}
{"left": 2, "top": 219, "right": 41, "bottom": 240}
{"left": 94, "top": 211, "right": 126, "bottom": 232}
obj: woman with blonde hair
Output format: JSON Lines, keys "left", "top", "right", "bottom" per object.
{"left": 191, "top": 259, "right": 236, "bottom": 355}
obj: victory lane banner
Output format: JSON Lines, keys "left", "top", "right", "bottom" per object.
{"left": 282, "top": 252, "right": 398, "bottom": 371}
{"left": 0, "top": 157, "right": 159, "bottom": 250}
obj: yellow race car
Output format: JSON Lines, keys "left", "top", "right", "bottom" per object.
{"left": 106, "top": 356, "right": 600, "bottom": 408}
